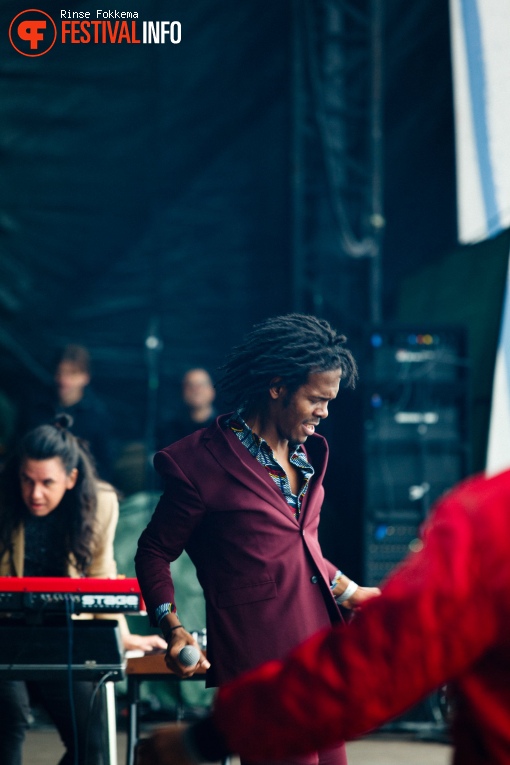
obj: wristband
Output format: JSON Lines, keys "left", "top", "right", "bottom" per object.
{"left": 163, "top": 624, "right": 185, "bottom": 641}
{"left": 335, "top": 580, "right": 358, "bottom": 605}
{"left": 155, "top": 602, "right": 177, "bottom": 625}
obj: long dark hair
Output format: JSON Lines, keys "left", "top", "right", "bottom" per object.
{"left": 0, "top": 415, "right": 98, "bottom": 574}
{"left": 216, "top": 313, "right": 358, "bottom": 413}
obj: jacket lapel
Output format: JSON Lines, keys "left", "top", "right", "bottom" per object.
{"left": 204, "top": 417, "right": 301, "bottom": 523}
{"left": 9, "top": 525, "right": 24, "bottom": 576}
{"left": 202, "top": 416, "right": 328, "bottom": 526}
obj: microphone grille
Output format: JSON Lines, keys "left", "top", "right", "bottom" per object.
{"left": 178, "top": 645, "right": 201, "bottom": 667}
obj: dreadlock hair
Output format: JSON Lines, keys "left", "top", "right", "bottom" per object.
{"left": 216, "top": 314, "right": 358, "bottom": 413}
{"left": 0, "top": 414, "right": 98, "bottom": 575}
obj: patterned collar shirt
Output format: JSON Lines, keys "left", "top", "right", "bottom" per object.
{"left": 226, "top": 410, "right": 315, "bottom": 519}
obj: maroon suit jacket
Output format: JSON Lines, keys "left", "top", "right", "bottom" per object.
{"left": 135, "top": 414, "right": 342, "bottom": 686}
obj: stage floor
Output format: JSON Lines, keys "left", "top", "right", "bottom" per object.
{"left": 24, "top": 726, "right": 452, "bottom": 765}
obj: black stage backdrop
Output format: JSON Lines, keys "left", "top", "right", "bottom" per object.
{"left": 0, "top": 0, "right": 292, "bottom": 439}
{"left": 1, "top": 1, "right": 498, "bottom": 577}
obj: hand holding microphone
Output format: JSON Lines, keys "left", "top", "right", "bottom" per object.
{"left": 163, "top": 622, "right": 210, "bottom": 676}
{"left": 178, "top": 644, "right": 201, "bottom": 667}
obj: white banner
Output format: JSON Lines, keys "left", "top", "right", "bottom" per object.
{"left": 450, "top": 0, "right": 510, "bottom": 473}
{"left": 450, "top": 0, "right": 510, "bottom": 244}
{"left": 486, "top": 257, "right": 510, "bottom": 474}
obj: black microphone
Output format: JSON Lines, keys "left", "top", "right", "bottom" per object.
{"left": 178, "top": 645, "right": 201, "bottom": 667}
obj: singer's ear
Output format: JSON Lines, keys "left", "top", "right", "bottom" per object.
{"left": 269, "top": 377, "right": 285, "bottom": 399}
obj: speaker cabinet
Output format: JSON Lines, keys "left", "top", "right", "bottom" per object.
{"left": 361, "top": 325, "right": 470, "bottom": 587}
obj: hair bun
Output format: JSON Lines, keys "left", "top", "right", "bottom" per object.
{"left": 54, "top": 413, "right": 74, "bottom": 431}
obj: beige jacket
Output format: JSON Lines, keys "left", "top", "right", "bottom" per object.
{"left": 0, "top": 481, "right": 129, "bottom": 637}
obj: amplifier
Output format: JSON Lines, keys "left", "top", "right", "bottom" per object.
{"left": 367, "top": 327, "right": 466, "bottom": 383}
{"left": 364, "top": 516, "right": 422, "bottom": 587}
{"left": 0, "top": 620, "right": 125, "bottom": 681}
{"left": 364, "top": 450, "right": 463, "bottom": 513}
{"left": 365, "top": 403, "right": 461, "bottom": 442}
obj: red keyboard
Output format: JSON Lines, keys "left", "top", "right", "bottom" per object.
{"left": 0, "top": 576, "right": 145, "bottom": 614}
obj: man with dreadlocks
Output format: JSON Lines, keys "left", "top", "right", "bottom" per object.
{"left": 135, "top": 314, "right": 380, "bottom": 765}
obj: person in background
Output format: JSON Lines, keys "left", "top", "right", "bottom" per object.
{"left": 157, "top": 368, "right": 216, "bottom": 449}
{"left": 0, "top": 416, "right": 165, "bottom": 765}
{"left": 137, "top": 464, "right": 510, "bottom": 765}
{"left": 25, "top": 344, "right": 114, "bottom": 480}
{"left": 136, "top": 314, "right": 380, "bottom": 765}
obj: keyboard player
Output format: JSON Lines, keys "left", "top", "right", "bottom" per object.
{"left": 0, "top": 417, "right": 165, "bottom": 765}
